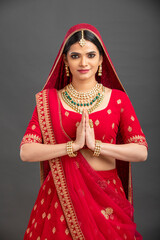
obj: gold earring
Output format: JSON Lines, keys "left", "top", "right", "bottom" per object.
{"left": 98, "top": 64, "right": 102, "bottom": 76}
{"left": 65, "top": 64, "right": 70, "bottom": 77}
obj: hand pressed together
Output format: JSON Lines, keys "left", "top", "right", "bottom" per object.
{"left": 73, "top": 109, "right": 95, "bottom": 152}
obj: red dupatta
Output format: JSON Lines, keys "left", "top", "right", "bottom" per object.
{"left": 35, "top": 24, "right": 139, "bottom": 239}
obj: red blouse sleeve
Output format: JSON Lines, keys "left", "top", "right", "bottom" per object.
{"left": 20, "top": 106, "right": 43, "bottom": 148}
{"left": 119, "top": 92, "right": 148, "bottom": 148}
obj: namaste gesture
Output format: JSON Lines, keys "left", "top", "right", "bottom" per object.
{"left": 73, "top": 109, "right": 95, "bottom": 152}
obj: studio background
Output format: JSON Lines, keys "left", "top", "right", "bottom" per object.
{"left": 0, "top": 0, "right": 159, "bottom": 239}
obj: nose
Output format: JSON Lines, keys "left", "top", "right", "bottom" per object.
{"left": 80, "top": 56, "right": 87, "bottom": 67}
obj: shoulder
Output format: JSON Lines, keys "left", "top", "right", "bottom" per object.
{"left": 35, "top": 88, "right": 57, "bottom": 97}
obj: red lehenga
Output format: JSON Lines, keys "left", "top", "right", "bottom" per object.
{"left": 21, "top": 24, "right": 148, "bottom": 240}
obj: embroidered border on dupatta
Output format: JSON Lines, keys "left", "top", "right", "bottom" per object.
{"left": 36, "top": 89, "right": 85, "bottom": 240}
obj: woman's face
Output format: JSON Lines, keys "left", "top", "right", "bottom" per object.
{"left": 64, "top": 40, "right": 103, "bottom": 82}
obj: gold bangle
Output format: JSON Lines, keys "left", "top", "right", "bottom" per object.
{"left": 66, "top": 141, "right": 77, "bottom": 157}
{"left": 93, "top": 140, "right": 102, "bottom": 157}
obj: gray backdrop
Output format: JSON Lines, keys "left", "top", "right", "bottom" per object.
{"left": 0, "top": 0, "right": 159, "bottom": 239}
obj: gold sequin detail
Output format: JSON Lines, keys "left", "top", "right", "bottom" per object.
{"left": 29, "top": 232, "right": 32, "bottom": 238}
{"left": 95, "top": 119, "right": 100, "bottom": 126}
{"left": 121, "top": 108, "right": 124, "bottom": 113}
{"left": 107, "top": 109, "right": 112, "bottom": 114}
{"left": 60, "top": 215, "right": 64, "bottom": 222}
{"left": 32, "top": 218, "right": 35, "bottom": 224}
{"left": 131, "top": 115, "right": 135, "bottom": 121}
{"left": 26, "top": 228, "right": 30, "bottom": 234}
{"left": 107, "top": 180, "right": 110, "bottom": 184}
{"left": 34, "top": 204, "right": 37, "bottom": 211}
{"left": 75, "top": 161, "right": 80, "bottom": 168}
{"left": 37, "top": 237, "right": 40, "bottom": 240}
{"left": 47, "top": 213, "right": 51, "bottom": 220}
{"left": 102, "top": 135, "right": 106, "bottom": 140}
{"left": 120, "top": 187, "right": 124, "bottom": 192}
{"left": 76, "top": 121, "right": 80, "bottom": 127}
{"left": 113, "top": 179, "right": 116, "bottom": 184}
{"left": 65, "top": 228, "right": 69, "bottom": 235}
{"left": 41, "top": 198, "right": 44, "bottom": 205}
{"left": 54, "top": 202, "right": 58, "bottom": 208}
{"left": 65, "top": 111, "right": 69, "bottom": 117}
{"left": 42, "top": 185, "right": 46, "bottom": 190}
{"left": 31, "top": 124, "right": 36, "bottom": 130}
{"left": 128, "top": 126, "right": 132, "bottom": 132}
{"left": 117, "top": 99, "right": 121, "bottom": 104}
{"left": 112, "top": 123, "right": 115, "bottom": 129}
{"left": 34, "top": 222, "right": 37, "bottom": 229}
{"left": 110, "top": 138, "right": 113, "bottom": 143}
{"left": 42, "top": 212, "right": 46, "bottom": 219}
{"left": 48, "top": 188, "right": 51, "bottom": 195}
{"left": 52, "top": 227, "right": 56, "bottom": 234}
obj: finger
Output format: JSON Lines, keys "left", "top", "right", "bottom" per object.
{"left": 81, "top": 109, "right": 85, "bottom": 127}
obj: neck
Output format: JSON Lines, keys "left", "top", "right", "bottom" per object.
{"left": 71, "top": 78, "right": 97, "bottom": 92}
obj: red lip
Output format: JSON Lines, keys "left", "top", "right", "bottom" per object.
{"left": 78, "top": 69, "right": 90, "bottom": 73}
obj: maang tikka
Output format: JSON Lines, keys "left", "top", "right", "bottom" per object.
{"left": 79, "top": 30, "right": 86, "bottom": 47}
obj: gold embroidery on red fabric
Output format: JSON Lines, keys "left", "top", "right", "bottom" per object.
{"left": 34, "top": 222, "right": 37, "bottom": 229}
{"left": 33, "top": 204, "right": 37, "bottom": 211}
{"left": 107, "top": 109, "right": 111, "bottom": 114}
{"left": 126, "top": 135, "right": 148, "bottom": 148}
{"left": 47, "top": 213, "right": 51, "bottom": 220}
{"left": 42, "top": 212, "right": 46, "bottom": 219}
{"left": 128, "top": 126, "right": 132, "bottom": 132}
{"left": 95, "top": 119, "right": 100, "bottom": 126}
{"left": 65, "top": 111, "right": 69, "bottom": 117}
{"left": 37, "top": 237, "right": 40, "bottom": 240}
{"left": 29, "top": 232, "right": 32, "bottom": 238}
{"left": 101, "top": 207, "right": 113, "bottom": 220}
{"left": 131, "top": 116, "right": 135, "bottom": 121}
{"left": 31, "top": 124, "right": 36, "bottom": 130}
{"left": 36, "top": 90, "right": 85, "bottom": 240}
{"left": 65, "top": 228, "right": 70, "bottom": 235}
{"left": 110, "top": 138, "right": 113, "bottom": 143}
{"left": 112, "top": 123, "right": 115, "bottom": 129}
{"left": 41, "top": 198, "right": 44, "bottom": 205}
{"left": 60, "top": 215, "right": 65, "bottom": 222}
{"left": 121, "top": 108, "right": 124, "bottom": 113}
{"left": 32, "top": 218, "right": 35, "bottom": 224}
{"left": 117, "top": 99, "right": 121, "bottom": 104}
{"left": 52, "top": 227, "right": 56, "bottom": 234}
{"left": 54, "top": 202, "right": 58, "bottom": 209}
{"left": 113, "top": 179, "right": 116, "bottom": 184}
{"left": 21, "top": 134, "right": 42, "bottom": 145}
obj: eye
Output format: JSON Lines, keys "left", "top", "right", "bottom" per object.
{"left": 71, "top": 54, "right": 79, "bottom": 59}
{"left": 88, "top": 53, "right": 96, "bottom": 58}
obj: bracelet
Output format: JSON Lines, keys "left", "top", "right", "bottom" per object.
{"left": 66, "top": 141, "right": 77, "bottom": 157}
{"left": 93, "top": 140, "right": 102, "bottom": 157}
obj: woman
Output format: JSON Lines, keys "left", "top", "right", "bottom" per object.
{"left": 20, "top": 23, "right": 148, "bottom": 240}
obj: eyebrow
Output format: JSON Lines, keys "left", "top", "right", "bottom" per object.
{"left": 70, "top": 51, "right": 97, "bottom": 55}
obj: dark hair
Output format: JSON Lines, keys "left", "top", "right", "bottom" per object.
{"left": 63, "top": 30, "right": 104, "bottom": 56}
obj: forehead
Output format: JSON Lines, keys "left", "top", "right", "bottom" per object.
{"left": 68, "top": 40, "right": 99, "bottom": 53}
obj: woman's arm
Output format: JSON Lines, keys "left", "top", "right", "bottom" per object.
{"left": 20, "top": 142, "right": 80, "bottom": 162}
{"left": 99, "top": 142, "right": 148, "bottom": 162}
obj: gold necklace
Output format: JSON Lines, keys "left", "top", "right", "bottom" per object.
{"left": 61, "top": 83, "right": 105, "bottom": 114}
